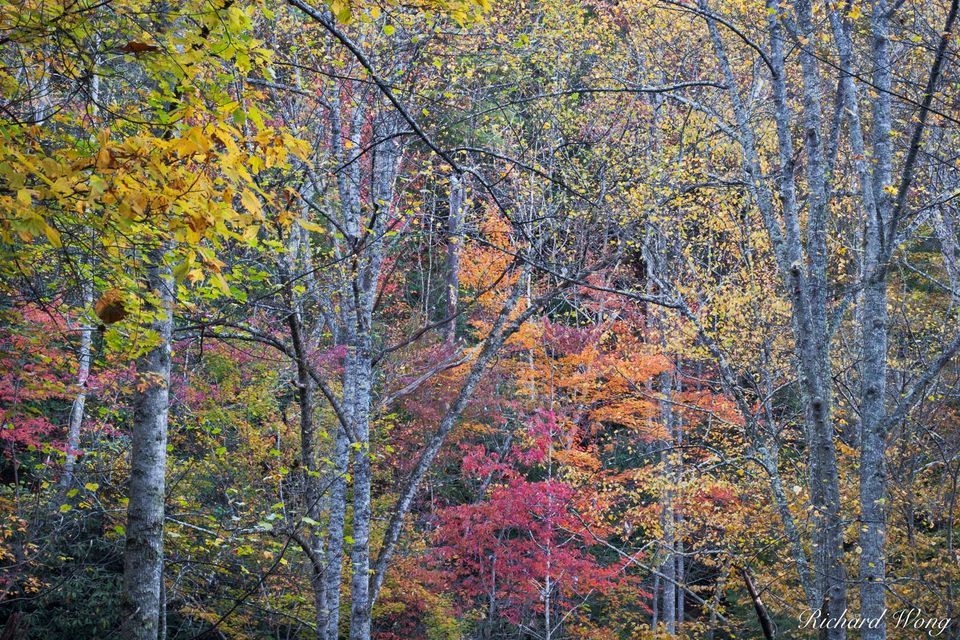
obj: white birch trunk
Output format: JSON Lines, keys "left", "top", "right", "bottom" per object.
{"left": 61, "top": 280, "right": 93, "bottom": 489}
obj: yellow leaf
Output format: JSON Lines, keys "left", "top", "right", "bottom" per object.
{"left": 212, "top": 272, "right": 230, "bottom": 294}
{"left": 240, "top": 189, "right": 262, "bottom": 217}
{"left": 242, "top": 224, "right": 260, "bottom": 243}
{"left": 43, "top": 223, "right": 61, "bottom": 248}
{"left": 299, "top": 219, "right": 326, "bottom": 233}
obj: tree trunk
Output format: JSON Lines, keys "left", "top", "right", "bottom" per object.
{"left": 61, "top": 279, "right": 93, "bottom": 489}
{"left": 859, "top": 4, "right": 894, "bottom": 636}
{"left": 324, "top": 78, "right": 366, "bottom": 640}
{"left": 348, "top": 109, "right": 400, "bottom": 640}
{"left": 858, "top": 278, "right": 888, "bottom": 640}
{"left": 792, "top": 0, "right": 848, "bottom": 628}
{"left": 444, "top": 175, "right": 464, "bottom": 344}
{"left": 285, "top": 276, "right": 329, "bottom": 638}
{"left": 62, "top": 63, "right": 98, "bottom": 491}
{"left": 740, "top": 567, "right": 776, "bottom": 640}
{"left": 659, "top": 370, "right": 676, "bottom": 636}
{"left": 348, "top": 351, "right": 373, "bottom": 640}
{"left": 322, "top": 422, "right": 349, "bottom": 640}
{"left": 121, "top": 245, "right": 173, "bottom": 640}
{"left": 322, "top": 243, "right": 356, "bottom": 640}
{"left": 651, "top": 573, "right": 660, "bottom": 631}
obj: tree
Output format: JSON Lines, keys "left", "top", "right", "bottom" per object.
{"left": 3, "top": 0, "right": 960, "bottom": 638}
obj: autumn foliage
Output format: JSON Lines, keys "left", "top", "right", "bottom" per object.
{"left": 2, "top": 0, "right": 960, "bottom": 639}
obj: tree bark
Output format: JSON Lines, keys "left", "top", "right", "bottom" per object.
{"left": 284, "top": 271, "right": 329, "bottom": 638}
{"left": 62, "top": 63, "right": 99, "bottom": 491}
{"left": 740, "top": 567, "right": 776, "bottom": 640}
{"left": 659, "top": 372, "right": 676, "bottom": 635}
{"left": 444, "top": 175, "right": 464, "bottom": 344}
{"left": 348, "top": 108, "right": 400, "bottom": 640}
{"left": 121, "top": 245, "right": 173, "bottom": 640}
{"left": 790, "top": 1, "right": 848, "bottom": 630}
{"left": 322, "top": 77, "right": 367, "bottom": 640}
{"left": 348, "top": 351, "right": 373, "bottom": 640}
{"left": 704, "top": 2, "right": 848, "bottom": 631}
{"left": 322, "top": 423, "right": 349, "bottom": 640}
{"left": 61, "top": 279, "right": 93, "bottom": 489}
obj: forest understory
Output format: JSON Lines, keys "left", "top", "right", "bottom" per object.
{"left": 1, "top": 0, "right": 960, "bottom": 638}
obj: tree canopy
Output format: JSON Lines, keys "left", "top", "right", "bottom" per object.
{"left": 1, "top": 0, "right": 959, "bottom": 638}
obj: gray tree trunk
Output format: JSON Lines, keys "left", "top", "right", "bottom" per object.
{"left": 702, "top": 0, "right": 849, "bottom": 630}
{"left": 445, "top": 175, "right": 464, "bottom": 343}
{"left": 829, "top": 3, "right": 890, "bottom": 635}
{"left": 659, "top": 368, "right": 676, "bottom": 635}
{"left": 121, "top": 245, "right": 173, "bottom": 640}
{"left": 791, "top": 1, "right": 848, "bottom": 630}
{"left": 321, "top": 78, "right": 367, "bottom": 640}
{"left": 348, "top": 108, "right": 400, "bottom": 640}
{"left": 348, "top": 352, "right": 373, "bottom": 640}
{"left": 858, "top": 277, "right": 888, "bottom": 640}
{"left": 322, "top": 422, "right": 350, "bottom": 640}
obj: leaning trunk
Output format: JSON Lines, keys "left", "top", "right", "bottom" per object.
{"left": 740, "top": 567, "right": 775, "bottom": 640}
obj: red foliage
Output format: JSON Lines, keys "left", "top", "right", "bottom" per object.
{"left": 431, "top": 412, "right": 626, "bottom": 627}
{"left": 0, "top": 306, "right": 74, "bottom": 451}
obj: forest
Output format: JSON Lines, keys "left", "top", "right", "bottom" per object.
{"left": 1, "top": 0, "right": 959, "bottom": 638}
